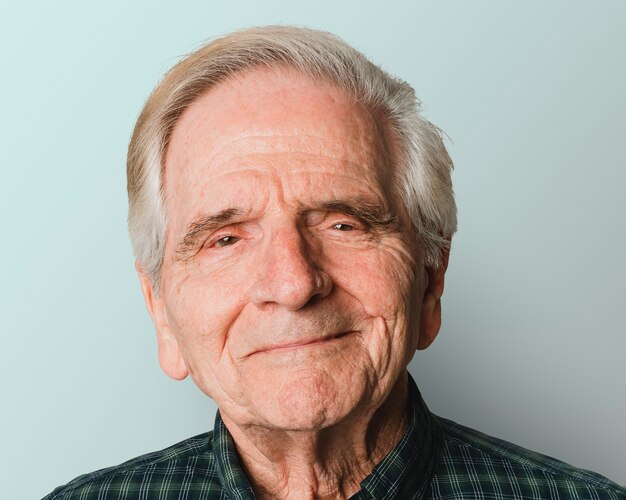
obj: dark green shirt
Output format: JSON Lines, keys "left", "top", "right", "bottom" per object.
{"left": 44, "top": 377, "right": 626, "bottom": 499}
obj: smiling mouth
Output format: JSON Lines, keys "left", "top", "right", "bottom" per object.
{"left": 254, "top": 331, "right": 355, "bottom": 355}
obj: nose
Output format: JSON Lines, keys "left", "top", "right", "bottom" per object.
{"left": 250, "top": 228, "right": 332, "bottom": 310}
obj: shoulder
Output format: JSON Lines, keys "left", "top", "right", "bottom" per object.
{"left": 43, "top": 432, "right": 222, "bottom": 500}
{"left": 427, "top": 416, "right": 626, "bottom": 500}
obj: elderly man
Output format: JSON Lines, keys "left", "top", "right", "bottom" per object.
{"left": 46, "top": 26, "right": 625, "bottom": 500}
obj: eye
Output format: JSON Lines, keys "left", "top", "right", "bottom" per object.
{"left": 214, "top": 235, "right": 239, "bottom": 248}
{"left": 331, "top": 223, "right": 355, "bottom": 231}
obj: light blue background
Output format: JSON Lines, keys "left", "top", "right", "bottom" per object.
{"left": 1, "top": 1, "right": 624, "bottom": 498}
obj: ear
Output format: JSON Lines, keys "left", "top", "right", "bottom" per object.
{"left": 136, "top": 261, "right": 189, "bottom": 380}
{"left": 417, "top": 247, "right": 450, "bottom": 350}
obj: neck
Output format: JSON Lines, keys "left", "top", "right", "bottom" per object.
{"left": 221, "top": 373, "right": 410, "bottom": 500}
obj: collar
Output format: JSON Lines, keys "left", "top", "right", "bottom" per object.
{"left": 213, "top": 373, "right": 442, "bottom": 499}
{"left": 356, "top": 374, "right": 443, "bottom": 499}
{"left": 213, "top": 411, "right": 256, "bottom": 499}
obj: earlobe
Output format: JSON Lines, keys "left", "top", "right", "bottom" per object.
{"left": 155, "top": 332, "right": 190, "bottom": 381}
{"left": 135, "top": 261, "right": 189, "bottom": 381}
{"left": 417, "top": 247, "right": 450, "bottom": 350}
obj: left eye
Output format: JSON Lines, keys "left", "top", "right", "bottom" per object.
{"left": 332, "top": 223, "right": 354, "bottom": 231}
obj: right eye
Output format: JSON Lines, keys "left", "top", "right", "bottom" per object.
{"left": 213, "top": 235, "right": 239, "bottom": 248}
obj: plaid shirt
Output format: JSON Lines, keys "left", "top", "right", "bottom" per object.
{"left": 44, "top": 376, "right": 625, "bottom": 499}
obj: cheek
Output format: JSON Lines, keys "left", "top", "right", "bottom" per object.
{"left": 326, "top": 242, "right": 424, "bottom": 368}
{"left": 162, "top": 264, "right": 251, "bottom": 364}
{"left": 327, "top": 244, "right": 418, "bottom": 318}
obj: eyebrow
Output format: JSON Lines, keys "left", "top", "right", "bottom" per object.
{"left": 176, "top": 208, "right": 246, "bottom": 260}
{"left": 315, "top": 199, "right": 400, "bottom": 231}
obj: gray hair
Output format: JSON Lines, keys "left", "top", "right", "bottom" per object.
{"left": 127, "top": 25, "right": 456, "bottom": 286}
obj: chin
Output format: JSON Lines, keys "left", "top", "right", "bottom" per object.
{"left": 250, "top": 366, "right": 367, "bottom": 431}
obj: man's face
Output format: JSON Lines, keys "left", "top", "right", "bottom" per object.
{"left": 141, "top": 68, "right": 440, "bottom": 431}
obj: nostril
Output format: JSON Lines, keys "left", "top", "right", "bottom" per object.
{"left": 303, "top": 287, "right": 331, "bottom": 308}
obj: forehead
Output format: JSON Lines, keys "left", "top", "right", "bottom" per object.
{"left": 164, "top": 67, "right": 395, "bottom": 216}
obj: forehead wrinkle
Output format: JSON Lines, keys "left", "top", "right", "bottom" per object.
{"left": 166, "top": 79, "right": 391, "bottom": 193}
{"left": 184, "top": 130, "right": 382, "bottom": 171}
{"left": 206, "top": 153, "right": 382, "bottom": 183}
{"left": 169, "top": 93, "right": 384, "bottom": 165}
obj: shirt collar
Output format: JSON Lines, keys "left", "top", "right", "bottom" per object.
{"left": 357, "top": 374, "right": 443, "bottom": 499}
{"left": 213, "top": 412, "right": 256, "bottom": 499}
{"left": 213, "top": 373, "right": 442, "bottom": 499}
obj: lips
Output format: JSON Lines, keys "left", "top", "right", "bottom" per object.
{"left": 250, "top": 330, "right": 355, "bottom": 356}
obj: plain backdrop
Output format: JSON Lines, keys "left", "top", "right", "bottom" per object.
{"left": 1, "top": 1, "right": 624, "bottom": 498}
